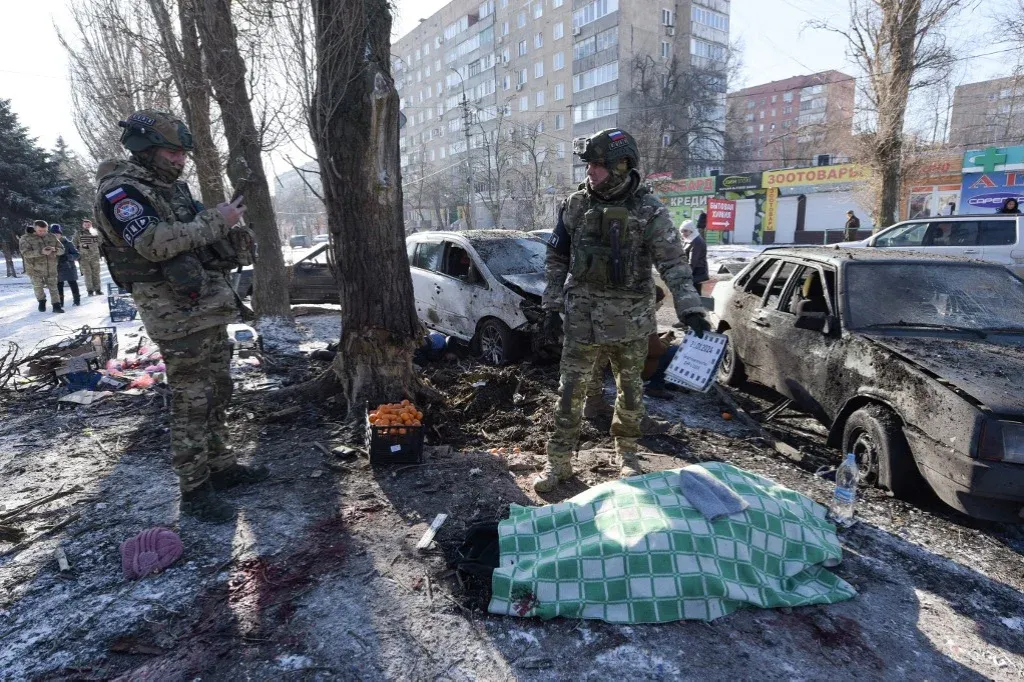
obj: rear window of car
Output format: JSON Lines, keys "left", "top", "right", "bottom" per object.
{"left": 764, "top": 262, "right": 798, "bottom": 309}
{"left": 979, "top": 220, "right": 1018, "bottom": 246}
{"left": 412, "top": 242, "right": 444, "bottom": 272}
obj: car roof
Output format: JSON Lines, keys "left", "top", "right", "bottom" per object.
{"left": 890, "top": 215, "right": 1018, "bottom": 224}
{"left": 408, "top": 229, "right": 536, "bottom": 241}
{"left": 758, "top": 246, "right": 1007, "bottom": 268}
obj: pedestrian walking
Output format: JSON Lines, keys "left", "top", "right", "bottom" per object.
{"left": 93, "top": 109, "right": 264, "bottom": 522}
{"left": 76, "top": 219, "right": 104, "bottom": 295}
{"left": 844, "top": 210, "right": 861, "bottom": 241}
{"left": 680, "top": 219, "right": 709, "bottom": 293}
{"left": 535, "top": 128, "right": 709, "bottom": 492}
{"left": 18, "top": 220, "right": 65, "bottom": 313}
{"left": 50, "top": 225, "right": 81, "bottom": 307}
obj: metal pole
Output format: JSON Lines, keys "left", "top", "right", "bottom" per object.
{"left": 450, "top": 68, "right": 474, "bottom": 229}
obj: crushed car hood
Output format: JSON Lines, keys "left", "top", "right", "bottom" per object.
{"left": 500, "top": 273, "right": 546, "bottom": 299}
{"left": 866, "top": 335, "right": 1024, "bottom": 414}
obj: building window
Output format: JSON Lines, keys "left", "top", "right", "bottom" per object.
{"left": 535, "top": 61, "right": 544, "bottom": 78}
{"left": 783, "top": 91, "right": 794, "bottom": 102}
{"left": 554, "top": 52, "right": 565, "bottom": 70}
{"left": 744, "top": 113, "right": 754, "bottom": 122}
{"left": 661, "top": 41, "right": 670, "bottom": 60}
{"left": 535, "top": 32, "right": 543, "bottom": 49}
{"left": 503, "top": 74, "right": 511, "bottom": 90}
{"left": 770, "top": 108, "right": 776, "bottom": 117}
{"left": 661, "top": 8, "right": 674, "bottom": 25}
{"left": 554, "top": 0, "right": 564, "bottom": 6}
{"left": 534, "top": 2, "right": 543, "bottom": 18}
{"left": 690, "top": 38, "right": 725, "bottom": 61}
{"left": 502, "top": 48, "right": 510, "bottom": 62}
{"left": 573, "top": 26, "right": 618, "bottom": 61}
{"left": 782, "top": 120, "right": 790, "bottom": 128}
{"left": 502, "top": 21, "right": 509, "bottom": 36}
{"left": 518, "top": 11, "right": 526, "bottom": 27}
{"left": 662, "top": 133, "right": 671, "bottom": 147}
{"left": 518, "top": 68, "right": 528, "bottom": 85}
{"left": 744, "top": 125, "right": 753, "bottom": 134}
{"left": 556, "top": 142, "right": 566, "bottom": 158}
{"left": 690, "top": 6, "right": 728, "bottom": 31}
{"left": 573, "top": 94, "right": 619, "bottom": 122}
{"left": 573, "top": 60, "right": 618, "bottom": 92}
{"left": 518, "top": 40, "right": 527, "bottom": 56}
{"left": 554, "top": 22, "right": 564, "bottom": 40}
{"left": 573, "top": 0, "right": 619, "bottom": 30}
{"left": 783, "top": 105, "right": 793, "bottom": 114}
{"left": 555, "top": 113, "right": 565, "bottom": 129}
{"left": 770, "top": 123, "right": 776, "bottom": 131}
{"left": 536, "top": 90, "right": 545, "bottom": 106}
{"left": 555, "top": 83, "right": 565, "bottom": 100}
{"left": 759, "top": 124, "right": 764, "bottom": 132}
{"left": 759, "top": 110, "right": 764, "bottom": 119}
{"left": 771, "top": 95, "right": 777, "bottom": 103}
{"left": 520, "top": 95, "right": 529, "bottom": 111}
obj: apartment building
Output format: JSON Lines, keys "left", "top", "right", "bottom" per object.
{"left": 727, "top": 71, "right": 855, "bottom": 172}
{"left": 393, "top": 0, "right": 730, "bottom": 228}
{"left": 949, "top": 75, "right": 1024, "bottom": 148}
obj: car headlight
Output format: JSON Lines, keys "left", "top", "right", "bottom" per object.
{"left": 979, "top": 419, "right": 1024, "bottom": 464}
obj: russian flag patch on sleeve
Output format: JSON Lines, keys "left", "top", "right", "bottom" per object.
{"left": 105, "top": 187, "right": 128, "bottom": 204}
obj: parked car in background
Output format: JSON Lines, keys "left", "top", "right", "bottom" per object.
{"left": 711, "top": 247, "right": 1024, "bottom": 522}
{"left": 837, "top": 215, "right": 1024, "bottom": 276}
{"left": 406, "top": 230, "right": 548, "bottom": 364}
{"left": 312, "top": 234, "right": 329, "bottom": 245}
{"left": 232, "top": 243, "right": 338, "bottom": 304}
{"left": 289, "top": 235, "right": 310, "bottom": 249}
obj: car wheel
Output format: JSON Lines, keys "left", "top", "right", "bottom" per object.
{"left": 476, "top": 318, "right": 520, "bottom": 365}
{"left": 717, "top": 329, "right": 746, "bottom": 387}
{"left": 842, "top": 404, "right": 920, "bottom": 499}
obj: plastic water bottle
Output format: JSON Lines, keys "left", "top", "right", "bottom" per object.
{"left": 831, "top": 452, "right": 859, "bottom": 525}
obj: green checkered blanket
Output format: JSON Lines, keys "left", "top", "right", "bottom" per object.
{"left": 489, "top": 462, "right": 856, "bottom": 623}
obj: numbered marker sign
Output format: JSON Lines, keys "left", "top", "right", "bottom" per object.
{"left": 665, "top": 331, "right": 728, "bottom": 392}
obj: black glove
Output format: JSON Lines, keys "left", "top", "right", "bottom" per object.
{"left": 683, "top": 313, "right": 711, "bottom": 338}
{"left": 542, "top": 311, "right": 563, "bottom": 340}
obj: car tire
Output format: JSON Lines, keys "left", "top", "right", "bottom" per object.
{"left": 717, "top": 329, "right": 746, "bottom": 387}
{"left": 476, "top": 318, "right": 521, "bottom": 365}
{"left": 842, "top": 404, "right": 921, "bottom": 499}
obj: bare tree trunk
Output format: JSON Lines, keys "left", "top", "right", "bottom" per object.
{"left": 195, "top": 0, "right": 291, "bottom": 320}
{"left": 311, "top": 0, "right": 424, "bottom": 415}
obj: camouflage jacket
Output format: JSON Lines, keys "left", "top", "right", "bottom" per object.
{"left": 94, "top": 158, "right": 237, "bottom": 342}
{"left": 75, "top": 231, "right": 103, "bottom": 262}
{"left": 19, "top": 232, "right": 64, "bottom": 280}
{"left": 544, "top": 177, "right": 703, "bottom": 344}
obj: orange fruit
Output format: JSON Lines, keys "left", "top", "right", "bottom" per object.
{"left": 722, "top": 412, "right": 733, "bottom": 421}
{"left": 398, "top": 428, "right": 407, "bottom": 435}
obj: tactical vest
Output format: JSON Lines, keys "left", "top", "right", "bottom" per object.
{"left": 569, "top": 191, "right": 654, "bottom": 292}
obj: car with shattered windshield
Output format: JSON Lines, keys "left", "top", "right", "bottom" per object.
{"left": 406, "top": 230, "right": 547, "bottom": 364}
{"left": 711, "top": 247, "right": 1024, "bottom": 522}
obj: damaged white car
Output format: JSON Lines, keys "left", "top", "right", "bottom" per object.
{"left": 406, "top": 231, "right": 548, "bottom": 364}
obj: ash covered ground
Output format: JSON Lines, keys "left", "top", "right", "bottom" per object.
{"left": 1, "top": 312, "right": 1023, "bottom": 680}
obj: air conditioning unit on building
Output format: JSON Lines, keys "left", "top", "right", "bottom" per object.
{"left": 572, "top": 26, "right": 582, "bottom": 36}
{"left": 665, "top": 25, "right": 675, "bottom": 36}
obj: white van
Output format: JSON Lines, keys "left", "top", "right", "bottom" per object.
{"left": 838, "top": 215, "right": 1024, "bottom": 276}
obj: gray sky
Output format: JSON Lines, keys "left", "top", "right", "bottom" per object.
{"left": 0, "top": 0, "right": 1014, "bottom": 160}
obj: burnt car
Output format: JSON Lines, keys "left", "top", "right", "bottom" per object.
{"left": 232, "top": 243, "right": 338, "bottom": 304}
{"left": 711, "top": 247, "right": 1024, "bottom": 522}
{"left": 407, "top": 230, "right": 547, "bottom": 364}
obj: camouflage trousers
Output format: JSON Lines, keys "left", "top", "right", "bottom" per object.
{"left": 161, "top": 325, "right": 235, "bottom": 492}
{"left": 546, "top": 336, "right": 648, "bottom": 467}
{"left": 30, "top": 274, "right": 60, "bottom": 304}
{"left": 80, "top": 258, "right": 102, "bottom": 293}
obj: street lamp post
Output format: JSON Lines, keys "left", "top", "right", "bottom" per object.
{"left": 450, "top": 67, "right": 475, "bottom": 229}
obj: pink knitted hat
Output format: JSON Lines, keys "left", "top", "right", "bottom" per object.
{"left": 120, "top": 527, "right": 184, "bottom": 580}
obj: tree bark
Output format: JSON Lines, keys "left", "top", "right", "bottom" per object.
{"left": 311, "top": 0, "right": 424, "bottom": 416}
{"left": 195, "top": 0, "right": 292, "bottom": 320}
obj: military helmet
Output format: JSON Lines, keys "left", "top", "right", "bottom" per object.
{"left": 118, "top": 110, "right": 194, "bottom": 153}
{"left": 572, "top": 128, "right": 639, "bottom": 167}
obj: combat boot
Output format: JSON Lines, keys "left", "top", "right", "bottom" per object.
{"left": 51, "top": 302, "right": 65, "bottom": 314}
{"left": 645, "top": 384, "right": 674, "bottom": 400}
{"left": 37, "top": 299, "right": 46, "bottom": 312}
{"left": 180, "top": 482, "right": 236, "bottom": 522}
{"left": 640, "top": 414, "right": 671, "bottom": 435}
{"left": 583, "top": 395, "right": 614, "bottom": 419}
{"left": 209, "top": 463, "right": 270, "bottom": 490}
{"left": 533, "top": 460, "right": 574, "bottom": 493}
{"left": 620, "top": 451, "right": 643, "bottom": 479}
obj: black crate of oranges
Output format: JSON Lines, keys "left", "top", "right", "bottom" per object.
{"left": 365, "top": 400, "right": 425, "bottom": 465}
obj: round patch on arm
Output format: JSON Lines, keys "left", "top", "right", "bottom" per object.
{"left": 114, "top": 199, "right": 144, "bottom": 222}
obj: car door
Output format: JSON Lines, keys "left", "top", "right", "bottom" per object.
{"left": 408, "top": 240, "right": 455, "bottom": 335}
{"left": 724, "top": 257, "right": 782, "bottom": 385}
{"left": 431, "top": 240, "right": 490, "bottom": 340}
{"left": 290, "top": 244, "right": 339, "bottom": 303}
{"left": 744, "top": 260, "right": 800, "bottom": 391}
{"left": 767, "top": 263, "right": 841, "bottom": 421}
{"left": 978, "top": 218, "right": 1024, "bottom": 276}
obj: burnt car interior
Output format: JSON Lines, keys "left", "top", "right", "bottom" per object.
{"left": 442, "top": 245, "right": 485, "bottom": 286}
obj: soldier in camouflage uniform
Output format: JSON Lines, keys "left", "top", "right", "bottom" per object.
{"left": 76, "top": 219, "right": 104, "bottom": 295}
{"left": 534, "top": 128, "right": 710, "bottom": 493}
{"left": 19, "top": 220, "right": 65, "bottom": 313}
{"left": 93, "top": 110, "right": 264, "bottom": 522}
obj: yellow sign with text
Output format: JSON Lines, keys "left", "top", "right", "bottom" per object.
{"left": 762, "top": 163, "right": 871, "bottom": 189}
{"left": 763, "top": 187, "right": 779, "bottom": 233}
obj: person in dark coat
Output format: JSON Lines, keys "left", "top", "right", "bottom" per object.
{"left": 50, "top": 224, "right": 81, "bottom": 307}
{"left": 680, "top": 219, "right": 709, "bottom": 292}
{"left": 998, "top": 198, "right": 1022, "bottom": 214}
{"left": 844, "top": 210, "right": 861, "bottom": 241}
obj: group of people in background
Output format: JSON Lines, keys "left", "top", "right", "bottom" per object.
{"left": 17, "top": 219, "right": 104, "bottom": 314}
